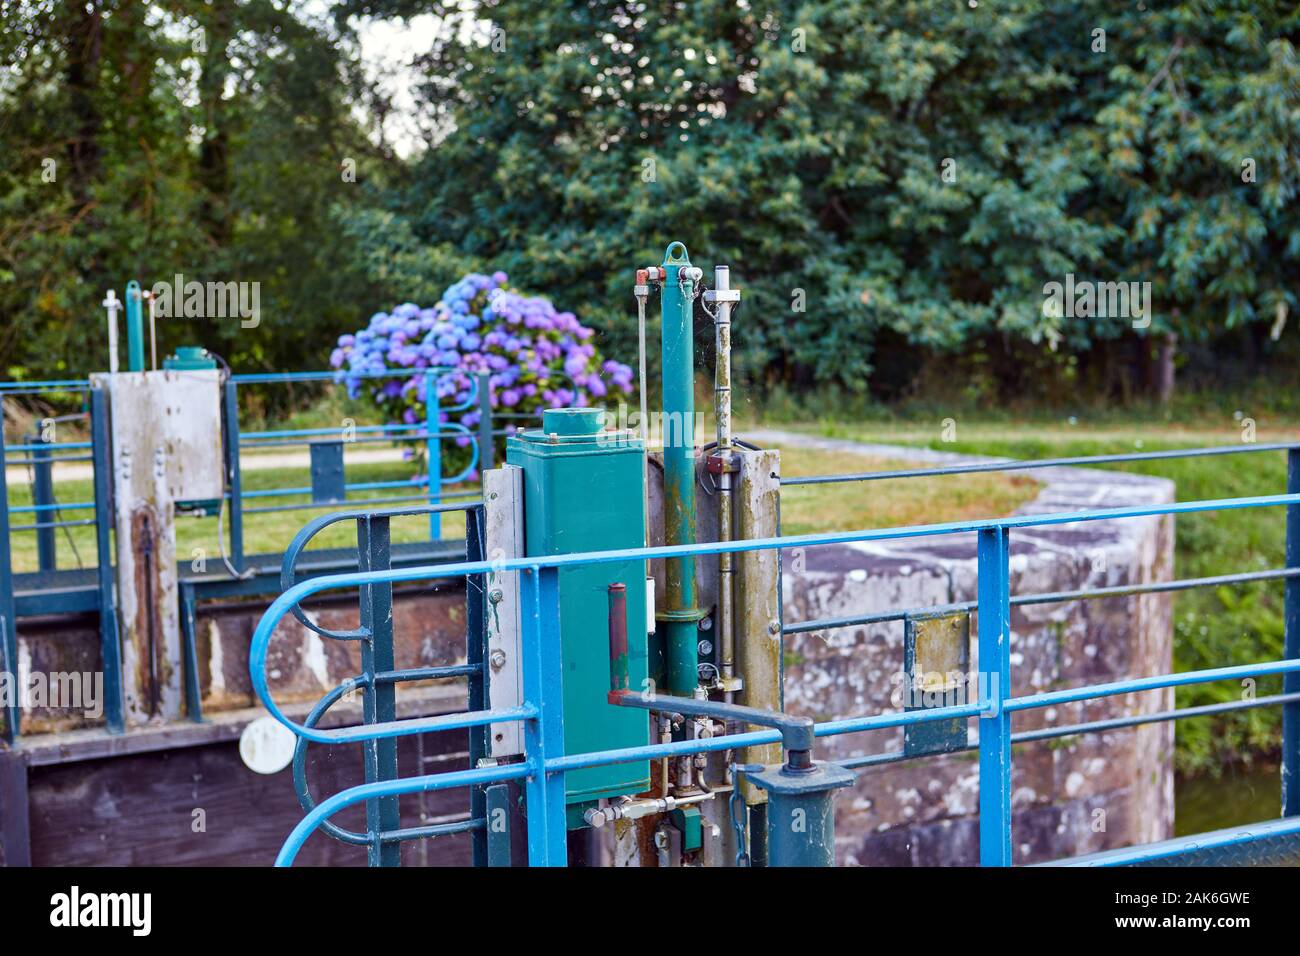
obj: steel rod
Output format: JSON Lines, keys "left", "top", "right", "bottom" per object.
{"left": 785, "top": 442, "right": 1300, "bottom": 486}
{"left": 784, "top": 567, "right": 1300, "bottom": 635}
{"left": 841, "top": 692, "right": 1300, "bottom": 769}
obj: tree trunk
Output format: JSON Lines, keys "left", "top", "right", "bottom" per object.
{"left": 64, "top": 2, "right": 103, "bottom": 213}
{"left": 198, "top": 0, "right": 235, "bottom": 249}
{"left": 1156, "top": 332, "right": 1176, "bottom": 405}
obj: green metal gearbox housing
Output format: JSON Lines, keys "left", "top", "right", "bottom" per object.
{"left": 506, "top": 408, "right": 650, "bottom": 820}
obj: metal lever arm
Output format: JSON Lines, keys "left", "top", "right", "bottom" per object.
{"left": 605, "top": 582, "right": 813, "bottom": 770}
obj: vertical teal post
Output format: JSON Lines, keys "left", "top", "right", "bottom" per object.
{"left": 522, "top": 566, "right": 568, "bottom": 866}
{"left": 658, "top": 241, "right": 705, "bottom": 696}
{"left": 978, "top": 526, "right": 1012, "bottom": 866}
{"left": 90, "top": 388, "right": 124, "bottom": 734}
{"left": 476, "top": 371, "right": 494, "bottom": 473}
{"left": 1283, "top": 449, "right": 1300, "bottom": 816}
{"left": 358, "top": 514, "right": 400, "bottom": 866}
{"left": 31, "top": 427, "right": 56, "bottom": 572}
{"left": 0, "top": 397, "right": 19, "bottom": 743}
{"left": 125, "top": 281, "right": 146, "bottom": 372}
{"left": 424, "top": 369, "right": 442, "bottom": 539}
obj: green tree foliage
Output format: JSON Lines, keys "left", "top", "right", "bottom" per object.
{"left": 3, "top": 1, "right": 1297, "bottom": 396}
{"left": 342, "top": 0, "right": 1299, "bottom": 395}
{"left": 0, "top": 0, "right": 383, "bottom": 383}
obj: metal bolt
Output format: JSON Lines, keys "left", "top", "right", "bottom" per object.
{"left": 767, "top": 620, "right": 781, "bottom": 636}
{"left": 488, "top": 588, "right": 504, "bottom": 604}
{"left": 697, "top": 639, "right": 713, "bottom": 657}
{"left": 698, "top": 616, "right": 713, "bottom": 631}
{"left": 489, "top": 649, "right": 507, "bottom": 671}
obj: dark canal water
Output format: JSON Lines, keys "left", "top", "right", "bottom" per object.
{"left": 1175, "top": 763, "right": 1281, "bottom": 837}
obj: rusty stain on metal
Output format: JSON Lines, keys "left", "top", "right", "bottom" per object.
{"left": 607, "top": 583, "right": 630, "bottom": 693}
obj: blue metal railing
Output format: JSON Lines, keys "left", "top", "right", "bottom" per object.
{"left": 250, "top": 488, "right": 1300, "bottom": 867}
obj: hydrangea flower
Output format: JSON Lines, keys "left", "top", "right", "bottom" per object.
{"left": 333, "top": 270, "right": 635, "bottom": 477}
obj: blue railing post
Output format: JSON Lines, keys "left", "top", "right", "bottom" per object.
{"left": 476, "top": 371, "right": 493, "bottom": 473}
{"left": 521, "top": 565, "right": 567, "bottom": 866}
{"left": 1283, "top": 449, "right": 1300, "bottom": 817}
{"left": 358, "top": 514, "right": 401, "bottom": 866}
{"left": 222, "top": 379, "right": 245, "bottom": 573}
{"left": 31, "top": 426, "right": 56, "bottom": 573}
{"left": 425, "top": 370, "right": 442, "bottom": 540}
{"left": 978, "top": 526, "right": 1013, "bottom": 866}
{"left": 0, "top": 398, "right": 19, "bottom": 743}
{"left": 90, "top": 388, "right": 125, "bottom": 734}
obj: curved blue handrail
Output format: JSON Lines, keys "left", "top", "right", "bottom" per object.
{"left": 291, "top": 664, "right": 484, "bottom": 847}
{"left": 277, "top": 501, "right": 480, "bottom": 640}
{"left": 276, "top": 763, "right": 534, "bottom": 866}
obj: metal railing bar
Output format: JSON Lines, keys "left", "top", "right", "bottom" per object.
{"left": 241, "top": 424, "right": 433, "bottom": 439}
{"left": 784, "top": 567, "right": 1300, "bottom": 635}
{"left": 4, "top": 456, "right": 94, "bottom": 466}
{"left": 254, "top": 493, "right": 1300, "bottom": 600}
{"left": 10, "top": 518, "right": 98, "bottom": 531}
{"left": 243, "top": 493, "right": 481, "bottom": 514}
{"left": 231, "top": 368, "right": 457, "bottom": 385}
{"left": 286, "top": 703, "right": 537, "bottom": 746}
{"left": 239, "top": 431, "right": 471, "bottom": 449}
{"left": 10, "top": 502, "right": 97, "bottom": 515}
{"left": 6, "top": 442, "right": 94, "bottom": 451}
{"left": 373, "top": 664, "right": 482, "bottom": 683}
{"left": 242, "top": 484, "right": 478, "bottom": 500}
{"left": 840, "top": 691, "right": 1300, "bottom": 769}
{"left": 783, "top": 442, "right": 1300, "bottom": 486}
{"left": 0, "top": 380, "right": 90, "bottom": 392}
{"left": 1011, "top": 690, "right": 1300, "bottom": 743}
{"left": 376, "top": 817, "right": 484, "bottom": 843}
{"left": 1005, "top": 658, "right": 1300, "bottom": 713}
{"left": 1046, "top": 816, "right": 1300, "bottom": 867}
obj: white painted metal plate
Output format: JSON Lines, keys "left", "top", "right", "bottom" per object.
{"left": 484, "top": 465, "right": 525, "bottom": 757}
{"left": 89, "top": 370, "right": 223, "bottom": 726}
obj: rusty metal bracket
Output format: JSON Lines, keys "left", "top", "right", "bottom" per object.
{"left": 705, "top": 452, "right": 741, "bottom": 475}
{"left": 903, "top": 611, "right": 971, "bottom": 757}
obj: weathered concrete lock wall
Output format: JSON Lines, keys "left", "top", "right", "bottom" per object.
{"left": 771, "top": 434, "right": 1176, "bottom": 866}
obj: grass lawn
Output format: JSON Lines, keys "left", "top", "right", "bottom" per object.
{"left": 776, "top": 415, "right": 1294, "bottom": 777}
{"left": 778, "top": 448, "right": 1040, "bottom": 534}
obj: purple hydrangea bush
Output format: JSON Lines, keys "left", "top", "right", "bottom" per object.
{"left": 331, "top": 270, "right": 634, "bottom": 480}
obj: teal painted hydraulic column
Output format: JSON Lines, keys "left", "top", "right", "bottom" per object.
{"left": 658, "top": 241, "right": 705, "bottom": 696}
{"left": 125, "top": 280, "right": 146, "bottom": 372}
